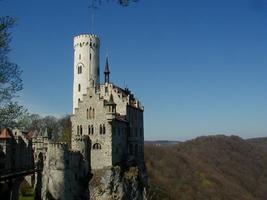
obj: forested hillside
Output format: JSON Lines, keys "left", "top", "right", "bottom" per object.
{"left": 145, "top": 135, "right": 267, "bottom": 200}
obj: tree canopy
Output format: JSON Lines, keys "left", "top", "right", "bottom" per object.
{"left": 0, "top": 16, "right": 25, "bottom": 129}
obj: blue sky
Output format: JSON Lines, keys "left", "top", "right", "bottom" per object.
{"left": 1, "top": 0, "right": 267, "bottom": 140}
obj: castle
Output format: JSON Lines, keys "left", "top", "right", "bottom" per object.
{"left": 71, "top": 34, "right": 144, "bottom": 169}
{"left": 0, "top": 33, "right": 146, "bottom": 200}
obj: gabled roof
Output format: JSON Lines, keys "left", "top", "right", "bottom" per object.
{"left": 0, "top": 128, "right": 14, "bottom": 139}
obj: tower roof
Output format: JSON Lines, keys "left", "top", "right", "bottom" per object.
{"left": 104, "top": 57, "right": 110, "bottom": 74}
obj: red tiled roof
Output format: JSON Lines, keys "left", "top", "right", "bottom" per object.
{"left": 0, "top": 128, "right": 14, "bottom": 139}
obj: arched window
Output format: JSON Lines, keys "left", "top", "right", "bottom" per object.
{"left": 91, "top": 125, "right": 94, "bottom": 134}
{"left": 89, "top": 107, "right": 92, "bottom": 119}
{"left": 88, "top": 125, "right": 90, "bottom": 135}
{"left": 103, "top": 124, "right": 106, "bottom": 134}
{"left": 79, "top": 54, "right": 81, "bottom": 60}
{"left": 86, "top": 109, "right": 89, "bottom": 119}
{"left": 92, "top": 108, "right": 95, "bottom": 118}
{"left": 100, "top": 124, "right": 102, "bottom": 134}
{"left": 93, "top": 143, "right": 101, "bottom": 150}
{"left": 78, "top": 84, "right": 81, "bottom": 92}
{"left": 80, "top": 125, "right": 83, "bottom": 135}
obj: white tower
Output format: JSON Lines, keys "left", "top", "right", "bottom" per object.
{"left": 73, "top": 34, "right": 100, "bottom": 113}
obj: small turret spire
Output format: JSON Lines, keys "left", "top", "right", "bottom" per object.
{"left": 104, "top": 57, "right": 110, "bottom": 83}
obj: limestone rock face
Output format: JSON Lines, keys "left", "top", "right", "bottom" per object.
{"left": 41, "top": 143, "right": 90, "bottom": 200}
{"left": 90, "top": 165, "right": 147, "bottom": 200}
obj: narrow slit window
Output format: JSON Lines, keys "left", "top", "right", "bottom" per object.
{"left": 103, "top": 124, "right": 106, "bottom": 134}
{"left": 80, "top": 125, "right": 83, "bottom": 135}
{"left": 100, "top": 125, "right": 102, "bottom": 134}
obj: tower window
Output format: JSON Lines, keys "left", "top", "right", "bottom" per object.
{"left": 92, "top": 108, "right": 95, "bottom": 118}
{"left": 79, "top": 54, "right": 81, "bottom": 60}
{"left": 90, "top": 53, "right": 91, "bottom": 60}
{"left": 78, "top": 66, "right": 82, "bottom": 74}
{"left": 78, "top": 84, "right": 81, "bottom": 92}
{"left": 88, "top": 125, "right": 91, "bottom": 135}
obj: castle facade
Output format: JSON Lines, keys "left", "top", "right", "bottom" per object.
{"left": 71, "top": 34, "right": 144, "bottom": 169}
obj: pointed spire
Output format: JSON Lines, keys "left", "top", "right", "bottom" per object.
{"left": 104, "top": 57, "right": 110, "bottom": 83}
{"left": 43, "top": 128, "right": 48, "bottom": 138}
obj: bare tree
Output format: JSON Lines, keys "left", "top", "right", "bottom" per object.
{"left": 0, "top": 16, "right": 25, "bottom": 129}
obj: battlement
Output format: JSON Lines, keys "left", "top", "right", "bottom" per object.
{"left": 74, "top": 34, "right": 99, "bottom": 40}
{"left": 74, "top": 34, "right": 100, "bottom": 48}
{"left": 72, "top": 134, "right": 90, "bottom": 142}
{"left": 48, "top": 142, "right": 68, "bottom": 150}
{"left": 69, "top": 150, "right": 83, "bottom": 158}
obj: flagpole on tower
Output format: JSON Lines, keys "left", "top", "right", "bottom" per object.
{"left": 88, "top": 0, "right": 98, "bottom": 33}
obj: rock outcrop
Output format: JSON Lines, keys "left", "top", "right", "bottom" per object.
{"left": 90, "top": 165, "right": 147, "bottom": 200}
{"left": 41, "top": 143, "right": 90, "bottom": 200}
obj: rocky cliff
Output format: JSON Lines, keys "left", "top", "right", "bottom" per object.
{"left": 40, "top": 143, "right": 90, "bottom": 200}
{"left": 90, "top": 164, "right": 147, "bottom": 200}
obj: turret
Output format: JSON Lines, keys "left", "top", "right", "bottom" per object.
{"left": 73, "top": 34, "right": 100, "bottom": 113}
{"left": 105, "top": 94, "right": 116, "bottom": 121}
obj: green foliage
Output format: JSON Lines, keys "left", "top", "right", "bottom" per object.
{"left": 16, "top": 114, "right": 72, "bottom": 141}
{"left": 58, "top": 131, "right": 71, "bottom": 145}
{"left": 145, "top": 135, "right": 267, "bottom": 200}
{"left": 124, "top": 167, "right": 138, "bottom": 181}
{"left": 0, "top": 102, "right": 26, "bottom": 129}
{"left": 56, "top": 115, "right": 71, "bottom": 145}
{"left": 19, "top": 182, "right": 34, "bottom": 200}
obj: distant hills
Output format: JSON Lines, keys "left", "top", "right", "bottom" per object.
{"left": 145, "top": 140, "right": 180, "bottom": 146}
{"left": 145, "top": 135, "right": 267, "bottom": 200}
